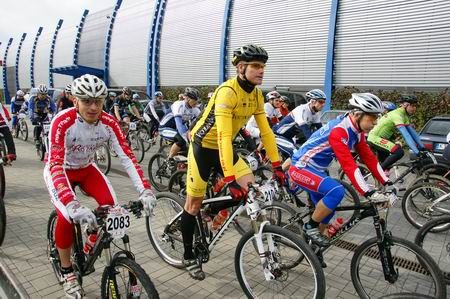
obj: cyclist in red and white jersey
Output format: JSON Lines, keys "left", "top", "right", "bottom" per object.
{"left": 43, "top": 74, "right": 156, "bottom": 299}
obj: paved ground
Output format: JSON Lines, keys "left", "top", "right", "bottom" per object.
{"left": 0, "top": 130, "right": 448, "bottom": 298}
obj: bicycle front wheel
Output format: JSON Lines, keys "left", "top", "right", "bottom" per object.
{"left": 146, "top": 192, "right": 185, "bottom": 268}
{"left": 19, "top": 120, "right": 28, "bottom": 141}
{"left": 94, "top": 144, "right": 111, "bottom": 175}
{"left": 129, "top": 133, "right": 145, "bottom": 163}
{"left": 235, "top": 225, "right": 325, "bottom": 299}
{"left": 402, "top": 182, "right": 450, "bottom": 230}
{"left": 0, "top": 184, "right": 5, "bottom": 246}
{"left": 351, "top": 236, "right": 446, "bottom": 299}
{"left": 101, "top": 257, "right": 159, "bottom": 298}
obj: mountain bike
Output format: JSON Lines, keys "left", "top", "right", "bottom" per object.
{"left": 13, "top": 111, "right": 28, "bottom": 141}
{"left": 0, "top": 159, "right": 5, "bottom": 246}
{"left": 36, "top": 119, "right": 51, "bottom": 161}
{"left": 94, "top": 143, "right": 111, "bottom": 175}
{"left": 270, "top": 187, "right": 447, "bottom": 298}
{"left": 146, "top": 180, "right": 326, "bottom": 299}
{"left": 47, "top": 201, "right": 159, "bottom": 298}
{"left": 415, "top": 215, "right": 450, "bottom": 285}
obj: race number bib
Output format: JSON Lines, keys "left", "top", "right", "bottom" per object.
{"left": 43, "top": 123, "right": 51, "bottom": 134}
{"left": 129, "top": 122, "right": 137, "bottom": 131}
{"left": 106, "top": 206, "right": 131, "bottom": 239}
{"left": 259, "top": 184, "right": 276, "bottom": 203}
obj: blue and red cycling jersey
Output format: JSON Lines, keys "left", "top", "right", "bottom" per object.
{"left": 292, "top": 115, "right": 388, "bottom": 195}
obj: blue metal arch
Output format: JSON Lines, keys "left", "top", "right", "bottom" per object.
{"left": 73, "top": 10, "right": 89, "bottom": 65}
{"left": 3, "top": 38, "right": 13, "bottom": 104}
{"left": 30, "top": 27, "right": 43, "bottom": 88}
{"left": 49, "top": 19, "right": 64, "bottom": 88}
{"left": 15, "top": 33, "right": 27, "bottom": 91}
{"left": 147, "top": 0, "right": 167, "bottom": 96}
{"left": 103, "top": 0, "right": 122, "bottom": 87}
{"left": 219, "top": 0, "right": 234, "bottom": 84}
{"left": 323, "top": 0, "right": 339, "bottom": 112}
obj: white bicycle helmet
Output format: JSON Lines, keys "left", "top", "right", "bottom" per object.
{"left": 133, "top": 93, "right": 140, "bottom": 100}
{"left": 65, "top": 84, "right": 72, "bottom": 94}
{"left": 16, "top": 90, "right": 25, "bottom": 97}
{"left": 154, "top": 91, "right": 163, "bottom": 97}
{"left": 71, "top": 74, "right": 108, "bottom": 99}
{"left": 266, "top": 91, "right": 281, "bottom": 101}
{"left": 37, "top": 84, "right": 48, "bottom": 94}
{"left": 349, "top": 93, "right": 383, "bottom": 114}
{"left": 305, "top": 89, "right": 326, "bottom": 101}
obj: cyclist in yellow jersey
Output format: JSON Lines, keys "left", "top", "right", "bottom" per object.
{"left": 181, "top": 44, "right": 285, "bottom": 280}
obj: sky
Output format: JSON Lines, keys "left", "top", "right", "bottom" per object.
{"left": 0, "top": 0, "right": 115, "bottom": 42}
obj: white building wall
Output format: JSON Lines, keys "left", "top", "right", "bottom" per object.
{"left": 34, "top": 31, "right": 52, "bottom": 87}
{"left": 159, "top": 0, "right": 226, "bottom": 87}
{"left": 53, "top": 21, "right": 77, "bottom": 88}
{"left": 227, "top": 0, "right": 331, "bottom": 90}
{"left": 109, "top": 0, "right": 155, "bottom": 87}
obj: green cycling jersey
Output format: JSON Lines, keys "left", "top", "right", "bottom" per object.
{"left": 369, "top": 107, "right": 410, "bottom": 141}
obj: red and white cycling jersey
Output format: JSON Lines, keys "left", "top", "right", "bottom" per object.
{"left": 44, "top": 108, "right": 150, "bottom": 207}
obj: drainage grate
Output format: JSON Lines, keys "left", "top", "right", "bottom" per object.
{"left": 334, "top": 239, "right": 449, "bottom": 277}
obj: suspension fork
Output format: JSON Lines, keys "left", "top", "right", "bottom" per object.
{"left": 374, "top": 217, "right": 398, "bottom": 283}
{"left": 252, "top": 217, "right": 278, "bottom": 281}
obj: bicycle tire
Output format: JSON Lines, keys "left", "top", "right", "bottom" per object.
{"left": 414, "top": 215, "right": 450, "bottom": 284}
{"left": 350, "top": 236, "right": 446, "bottom": 299}
{"left": 20, "top": 120, "right": 28, "bottom": 141}
{"left": 109, "top": 140, "right": 118, "bottom": 157}
{"left": 46, "top": 211, "right": 64, "bottom": 284}
{"left": 168, "top": 169, "right": 187, "bottom": 198}
{"left": 146, "top": 192, "right": 185, "bottom": 268}
{"left": 0, "top": 138, "right": 7, "bottom": 159}
{"left": 409, "top": 173, "right": 450, "bottom": 189}
{"left": 0, "top": 163, "right": 5, "bottom": 204}
{"left": 94, "top": 144, "right": 111, "bottom": 176}
{"left": 128, "top": 133, "right": 145, "bottom": 163}
{"left": 100, "top": 256, "right": 159, "bottom": 299}
{"left": 402, "top": 182, "right": 450, "bottom": 230}
{"left": 138, "top": 125, "right": 152, "bottom": 152}
{"left": 148, "top": 153, "right": 170, "bottom": 191}
{"left": 235, "top": 224, "right": 326, "bottom": 299}
{"left": 0, "top": 169, "right": 5, "bottom": 246}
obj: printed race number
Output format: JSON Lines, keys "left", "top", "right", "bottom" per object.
{"left": 106, "top": 206, "right": 131, "bottom": 239}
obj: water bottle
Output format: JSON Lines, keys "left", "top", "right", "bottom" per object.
{"left": 202, "top": 213, "right": 212, "bottom": 234}
{"left": 83, "top": 231, "right": 98, "bottom": 255}
{"left": 211, "top": 209, "right": 230, "bottom": 232}
{"left": 327, "top": 217, "right": 344, "bottom": 237}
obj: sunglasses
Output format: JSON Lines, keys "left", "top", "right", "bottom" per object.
{"left": 80, "top": 98, "right": 104, "bottom": 106}
{"left": 243, "top": 62, "right": 266, "bottom": 69}
{"left": 316, "top": 99, "right": 326, "bottom": 104}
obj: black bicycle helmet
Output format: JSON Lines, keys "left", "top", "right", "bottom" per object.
{"left": 399, "top": 95, "right": 417, "bottom": 104}
{"left": 232, "top": 44, "right": 268, "bottom": 66}
{"left": 184, "top": 87, "right": 200, "bottom": 101}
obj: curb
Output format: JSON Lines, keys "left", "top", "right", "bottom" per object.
{"left": 0, "top": 260, "right": 30, "bottom": 299}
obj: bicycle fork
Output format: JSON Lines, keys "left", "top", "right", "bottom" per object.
{"left": 374, "top": 218, "right": 398, "bottom": 283}
{"left": 252, "top": 219, "right": 281, "bottom": 281}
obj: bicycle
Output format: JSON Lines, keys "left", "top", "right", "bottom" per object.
{"left": 402, "top": 181, "right": 450, "bottom": 229}
{"left": 13, "top": 111, "right": 28, "bottom": 141}
{"left": 414, "top": 215, "right": 450, "bottom": 285}
{"left": 94, "top": 143, "right": 111, "bottom": 175}
{"left": 36, "top": 119, "right": 51, "bottom": 161}
{"left": 47, "top": 200, "right": 159, "bottom": 298}
{"left": 0, "top": 159, "right": 5, "bottom": 246}
{"left": 270, "top": 187, "right": 447, "bottom": 298}
{"left": 146, "top": 180, "right": 326, "bottom": 299}
{"left": 126, "top": 121, "right": 145, "bottom": 163}
{"left": 148, "top": 151, "right": 187, "bottom": 192}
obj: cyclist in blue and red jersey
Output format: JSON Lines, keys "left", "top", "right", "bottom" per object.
{"left": 289, "top": 93, "right": 395, "bottom": 248}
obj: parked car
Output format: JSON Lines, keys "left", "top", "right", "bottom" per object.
{"left": 320, "top": 109, "right": 348, "bottom": 125}
{"left": 419, "top": 115, "right": 450, "bottom": 164}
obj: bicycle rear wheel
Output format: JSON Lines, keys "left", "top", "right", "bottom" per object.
{"left": 168, "top": 169, "right": 187, "bottom": 198}
{"left": 46, "top": 211, "right": 64, "bottom": 284}
{"left": 19, "top": 120, "right": 28, "bottom": 141}
{"left": 101, "top": 257, "right": 159, "bottom": 298}
{"left": 146, "top": 192, "right": 185, "bottom": 268}
{"left": 402, "top": 182, "right": 450, "bottom": 230}
{"left": 148, "top": 153, "right": 171, "bottom": 191}
{"left": 414, "top": 215, "right": 450, "bottom": 285}
{"left": 351, "top": 236, "right": 446, "bottom": 299}
{"left": 235, "top": 225, "right": 325, "bottom": 299}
